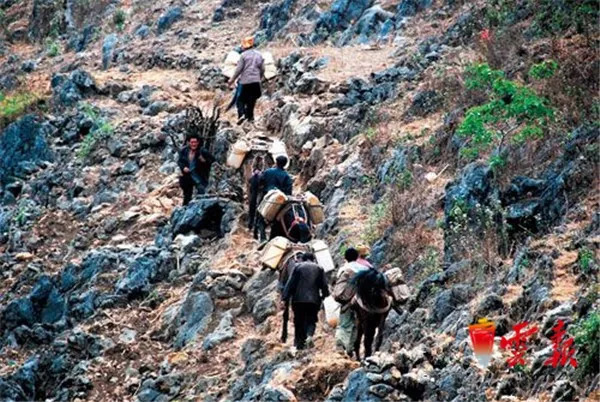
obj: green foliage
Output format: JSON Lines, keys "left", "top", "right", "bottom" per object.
{"left": 529, "top": 60, "right": 559, "bottom": 80}
{"left": 577, "top": 247, "right": 597, "bottom": 274}
{"left": 532, "top": 0, "right": 599, "bottom": 37}
{"left": 464, "top": 63, "right": 504, "bottom": 90}
{"left": 113, "top": 9, "right": 127, "bottom": 31}
{"left": 457, "top": 63, "right": 554, "bottom": 159}
{"left": 489, "top": 154, "right": 506, "bottom": 171}
{"left": 77, "top": 103, "right": 114, "bottom": 159}
{"left": 0, "top": 91, "right": 40, "bottom": 126}
{"left": 46, "top": 39, "right": 61, "bottom": 57}
{"left": 484, "top": 0, "right": 518, "bottom": 28}
{"left": 573, "top": 311, "right": 600, "bottom": 379}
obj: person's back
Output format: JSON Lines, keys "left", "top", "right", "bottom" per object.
{"left": 237, "top": 49, "right": 264, "bottom": 85}
{"left": 261, "top": 156, "right": 293, "bottom": 195}
{"left": 283, "top": 253, "right": 329, "bottom": 350}
{"left": 283, "top": 261, "right": 329, "bottom": 304}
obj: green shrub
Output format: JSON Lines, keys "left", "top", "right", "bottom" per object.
{"left": 0, "top": 91, "right": 40, "bottom": 126}
{"left": 46, "top": 40, "right": 61, "bottom": 57}
{"left": 457, "top": 63, "right": 554, "bottom": 159}
{"left": 529, "top": 60, "right": 559, "bottom": 80}
{"left": 577, "top": 247, "right": 597, "bottom": 274}
{"left": 77, "top": 103, "right": 114, "bottom": 159}
{"left": 113, "top": 8, "right": 127, "bottom": 31}
{"left": 573, "top": 311, "right": 600, "bottom": 379}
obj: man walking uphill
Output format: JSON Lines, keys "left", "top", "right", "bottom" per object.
{"left": 228, "top": 36, "right": 265, "bottom": 125}
{"left": 333, "top": 247, "right": 369, "bottom": 356}
{"left": 283, "top": 253, "right": 329, "bottom": 350}
{"left": 178, "top": 135, "right": 215, "bottom": 206}
{"left": 261, "top": 155, "right": 292, "bottom": 195}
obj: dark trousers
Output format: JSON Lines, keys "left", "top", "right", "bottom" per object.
{"left": 179, "top": 174, "right": 207, "bottom": 206}
{"left": 270, "top": 220, "right": 285, "bottom": 240}
{"left": 254, "top": 216, "right": 267, "bottom": 241}
{"left": 292, "top": 302, "right": 320, "bottom": 349}
{"left": 235, "top": 84, "right": 244, "bottom": 118}
{"left": 239, "top": 82, "right": 261, "bottom": 122}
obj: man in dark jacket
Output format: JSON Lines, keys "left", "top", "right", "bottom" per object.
{"left": 283, "top": 252, "right": 330, "bottom": 350}
{"left": 260, "top": 155, "right": 293, "bottom": 195}
{"left": 178, "top": 135, "right": 215, "bottom": 206}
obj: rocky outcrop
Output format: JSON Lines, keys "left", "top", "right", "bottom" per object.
{"left": 51, "top": 69, "right": 98, "bottom": 108}
{"left": 0, "top": 115, "right": 53, "bottom": 186}
{"left": 258, "top": 0, "right": 297, "bottom": 40}
{"left": 170, "top": 198, "right": 241, "bottom": 239}
{"left": 157, "top": 6, "right": 183, "bottom": 34}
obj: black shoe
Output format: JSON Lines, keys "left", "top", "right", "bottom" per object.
{"left": 237, "top": 117, "right": 246, "bottom": 125}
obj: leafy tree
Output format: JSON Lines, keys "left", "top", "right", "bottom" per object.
{"left": 457, "top": 63, "right": 554, "bottom": 159}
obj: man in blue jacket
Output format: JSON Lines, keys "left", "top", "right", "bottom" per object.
{"left": 260, "top": 155, "right": 292, "bottom": 195}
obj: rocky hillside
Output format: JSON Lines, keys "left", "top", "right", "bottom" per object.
{"left": 0, "top": 0, "right": 598, "bottom": 401}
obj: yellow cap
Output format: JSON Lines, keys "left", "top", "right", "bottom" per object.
{"left": 241, "top": 36, "right": 254, "bottom": 49}
{"left": 356, "top": 244, "right": 370, "bottom": 257}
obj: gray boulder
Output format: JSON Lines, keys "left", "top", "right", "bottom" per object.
{"left": 115, "top": 250, "right": 173, "bottom": 299}
{"left": 171, "top": 291, "right": 214, "bottom": 349}
{"left": 157, "top": 7, "right": 183, "bottom": 34}
{"left": 102, "top": 34, "right": 118, "bottom": 70}
{"left": 202, "top": 311, "right": 235, "bottom": 350}
{"left": 170, "top": 198, "right": 240, "bottom": 238}
{"left": 0, "top": 115, "right": 53, "bottom": 185}
{"left": 432, "top": 284, "right": 472, "bottom": 322}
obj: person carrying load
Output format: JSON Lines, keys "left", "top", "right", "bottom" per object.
{"left": 228, "top": 36, "right": 265, "bottom": 125}
{"left": 333, "top": 247, "right": 370, "bottom": 356}
{"left": 177, "top": 134, "right": 215, "bottom": 206}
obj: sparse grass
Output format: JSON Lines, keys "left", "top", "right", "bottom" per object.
{"left": 362, "top": 201, "right": 387, "bottom": 246}
{"left": 0, "top": 91, "right": 41, "bottom": 127}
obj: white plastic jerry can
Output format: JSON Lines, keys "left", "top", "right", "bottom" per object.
{"left": 261, "top": 236, "right": 290, "bottom": 269}
{"left": 258, "top": 189, "right": 288, "bottom": 222}
{"left": 269, "top": 140, "right": 289, "bottom": 168}
{"left": 226, "top": 140, "right": 249, "bottom": 169}
{"left": 262, "top": 51, "right": 278, "bottom": 80}
{"left": 323, "top": 296, "right": 341, "bottom": 328}
{"left": 311, "top": 240, "right": 335, "bottom": 273}
{"left": 304, "top": 191, "right": 325, "bottom": 225}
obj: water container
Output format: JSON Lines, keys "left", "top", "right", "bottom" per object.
{"left": 223, "top": 51, "right": 241, "bottom": 79}
{"left": 311, "top": 240, "right": 335, "bottom": 273}
{"left": 304, "top": 191, "right": 325, "bottom": 225}
{"left": 262, "top": 51, "right": 277, "bottom": 80}
{"left": 269, "top": 140, "right": 289, "bottom": 168}
{"left": 261, "top": 236, "right": 290, "bottom": 269}
{"left": 258, "top": 189, "right": 288, "bottom": 222}
{"left": 226, "top": 140, "right": 249, "bottom": 169}
{"left": 323, "top": 296, "right": 340, "bottom": 328}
